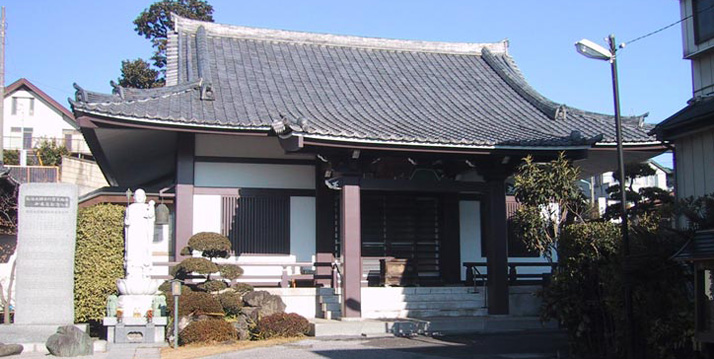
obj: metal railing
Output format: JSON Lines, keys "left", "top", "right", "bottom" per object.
{"left": 463, "top": 261, "right": 557, "bottom": 286}
{"left": 5, "top": 165, "right": 59, "bottom": 183}
{"left": 3, "top": 136, "right": 90, "bottom": 155}
{"left": 152, "top": 261, "right": 317, "bottom": 288}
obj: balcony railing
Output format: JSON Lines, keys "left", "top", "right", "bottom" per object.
{"left": 3, "top": 136, "right": 91, "bottom": 155}
{"left": 5, "top": 165, "right": 59, "bottom": 183}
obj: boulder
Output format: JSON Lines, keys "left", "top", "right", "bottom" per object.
{"left": 45, "top": 325, "right": 93, "bottom": 357}
{"left": 0, "top": 343, "right": 22, "bottom": 357}
{"left": 240, "top": 307, "right": 259, "bottom": 321}
{"left": 233, "top": 314, "right": 252, "bottom": 341}
{"left": 243, "top": 291, "right": 286, "bottom": 317}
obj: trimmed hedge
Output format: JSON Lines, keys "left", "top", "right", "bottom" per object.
{"left": 256, "top": 313, "right": 310, "bottom": 339}
{"left": 188, "top": 232, "right": 231, "bottom": 259}
{"left": 171, "top": 257, "right": 218, "bottom": 279}
{"left": 197, "top": 280, "right": 228, "bottom": 293}
{"left": 179, "top": 319, "right": 237, "bottom": 345}
{"left": 74, "top": 204, "right": 125, "bottom": 323}
{"left": 217, "top": 291, "right": 243, "bottom": 317}
{"left": 167, "top": 290, "right": 224, "bottom": 317}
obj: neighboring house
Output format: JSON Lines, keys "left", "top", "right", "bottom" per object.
{"left": 583, "top": 160, "right": 673, "bottom": 215}
{"left": 72, "top": 16, "right": 663, "bottom": 320}
{"left": 652, "top": 0, "right": 714, "bottom": 355}
{"left": 3, "top": 78, "right": 88, "bottom": 155}
{"left": 1, "top": 79, "right": 107, "bottom": 192}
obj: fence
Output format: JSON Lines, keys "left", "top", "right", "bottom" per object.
{"left": 5, "top": 165, "right": 59, "bottom": 183}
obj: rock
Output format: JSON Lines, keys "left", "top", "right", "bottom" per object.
{"left": 45, "top": 325, "right": 93, "bottom": 357}
{"left": 243, "top": 291, "right": 286, "bottom": 317}
{"left": 240, "top": 307, "right": 259, "bottom": 321}
{"left": 233, "top": 315, "right": 252, "bottom": 341}
{"left": 0, "top": 344, "right": 23, "bottom": 357}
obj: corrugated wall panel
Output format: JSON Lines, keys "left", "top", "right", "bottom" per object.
{"left": 222, "top": 195, "right": 290, "bottom": 255}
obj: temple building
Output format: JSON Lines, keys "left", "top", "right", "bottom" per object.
{"left": 72, "top": 15, "right": 663, "bottom": 319}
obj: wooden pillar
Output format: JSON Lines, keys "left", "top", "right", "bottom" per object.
{"left": 340, "top": 178, "right": 362, "bottom": 318}
{"left": 440, "top": 193, "right": 461, "bottom": 284}
{"left": 175, "top": 133, "right": 195, "bottom": 261}
{"left": 485, "top": 177, "right": 509, "bottom": 314}
{"left": 315, "top": 164, "right": 336, "bottom": 287}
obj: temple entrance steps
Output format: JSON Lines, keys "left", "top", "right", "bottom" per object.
{"left": 361, "top": 287, "right": 486, "bottom": 319}
{"left": 317, "top": 288, "right": 342, "bottom": 320}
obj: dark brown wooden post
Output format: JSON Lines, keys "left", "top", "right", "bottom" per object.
{"left": 341, "top": 177, "right": 362, "bottom": 318}
{"left": 175, "top": 133, "right": 195, "bottom": 261}
{"left": 485, "top": 176, "right": 509, "bottom": 314}
{"left": 440, "top": 193, "right": 461, "bottom": 284}
{"left": 315, "top": 164, "right": 336, "bottom": 287}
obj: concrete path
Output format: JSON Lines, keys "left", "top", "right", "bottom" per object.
{"left": 3, "top": 344, "right": 161, "bottom": 359}
{"left": 204, "top": 330, "right": 568, "bottom": 359}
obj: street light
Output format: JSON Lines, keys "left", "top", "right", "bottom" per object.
{"left": 575, "top": 34, "right": 635, "bottom": 358}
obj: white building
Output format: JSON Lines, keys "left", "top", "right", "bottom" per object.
{"left": 3, "top": 78, "right": 88, "bottom": 155}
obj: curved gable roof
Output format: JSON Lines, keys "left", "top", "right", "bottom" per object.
{"left": 71, "top": 15, "right": 655, "bottom": 151}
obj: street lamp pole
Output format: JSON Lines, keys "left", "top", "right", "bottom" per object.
{"left": 576, "top": 34, "right": 635, "bottom": 359}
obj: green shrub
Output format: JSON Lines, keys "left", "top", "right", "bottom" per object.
{"left": 167, "top": 290, "right": 224, "bottom": 318}
{"left": 74, "top": 204, "right": 125, "bottom": 323}
{"left": 217, "top": 291, "right": 243, "bottom": 317}
{"left": 34, "top": 138, "right": 70, "bottom": 166}
{"left": 158, "top": 281, "right": 193, "bottom": 295}
{"left": 218, "top": 264, "right": 243, "bottom": 281}
{"left": 256, "top": 313, "right": 310, "bottom": 339}
{"left": 187, "top": 232, "right": 231, "bottom": 259}
{"left": 171, "top": 257, "right": 218, "bottom": 279}
{"left": 232, "top": 283, "right": 254, "bottom": 295}
{"left": 197, "top": 280, "right": 227, "bottom": 293}
{"left": 179, "top": 319, "right": 237, "bottom": 345}
{"left": 2, "top": 150, "right": 18, "bottom": 165}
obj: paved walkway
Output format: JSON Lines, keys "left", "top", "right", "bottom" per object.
{"left": 3, "top": 344, "right": 161, "bottom": 359}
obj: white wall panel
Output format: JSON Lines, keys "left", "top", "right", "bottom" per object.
{"left": 195, "top": 162, "right": 315, "bottom": 189}
{"left": 459, "top": 201, "right": 481, "bottom": 281}
{"left": 290, "top": 197, "right": 316, "bottom": 262}
{"left": 192, "top": 194, "right": 222, "bottom": 234}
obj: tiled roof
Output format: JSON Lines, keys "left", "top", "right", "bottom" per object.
{"left": 71, "top": 16, "right": 656, "bottom": 150}
{"left": 651, "top": 95, "right": 714, "bottom": 140}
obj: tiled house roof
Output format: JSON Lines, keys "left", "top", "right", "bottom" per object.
{"left": 71, "top": 15, "right": 656, "bottom": 150}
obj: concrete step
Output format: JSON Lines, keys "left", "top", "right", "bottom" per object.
{"left": 322, "top": 302, "right": 341, "bottom": 312}
{"left": 364, "top": 300, "right": 485, "bottom": 311}
{"left": 319, "top": 295, "right": 340, "bottom": 304}
{"left": 310, "top": 316, "right": 558, "bottom": 337}
{"left": 317, "top": 288, "right": 336, "bottom": 296}
{"left": 372, "top": 293, "right": 483, "bottom": 302}
{"left": 363, "top": 308, "right": 488, "bottom": 319}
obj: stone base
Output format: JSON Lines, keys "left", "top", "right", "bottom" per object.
{"left": 104, "top": 317, "right": 166, "bottom": 344}
{"left": 0, "top": 324, "right": 88, "bottom": 352}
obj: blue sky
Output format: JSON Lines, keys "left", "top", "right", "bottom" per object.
{"left": 4, "top": 1, "right": 688, "bottom": 166}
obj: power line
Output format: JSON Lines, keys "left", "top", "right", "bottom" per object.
{"left": 624, "top": 3, "right": 714, "bottom": 46}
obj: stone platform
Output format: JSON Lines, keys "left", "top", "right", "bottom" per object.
{"left": 103, "top": 317, "right": 167, "bottom": 344}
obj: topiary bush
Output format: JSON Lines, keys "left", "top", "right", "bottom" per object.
{"left": 197, "top": 280, "right": 227, "bottom": 293}
{"left": 74, "top": 204, "right": 125, "bottom": 323}
{"left": 218, "top": 291, "right": 243, "bottom": 317}
{"left": 179, "top": 319, "right": 237, "bottom": 345}
{"left": 187, "top": 232, "right": 231, "bottom": 259}
{"left": 256, "top": 313, "right": 310, "bottom": 339}
{"left": 232, "top": 283, "right": 254, "bottom": 295}
{"left": 171, "top": 257, "right": 218, "bottom": 279}
{"left": 218, "top": 264, "right": 243, "bottom": 281}
{"left": 166, "top": 290, "right": 224, "bottom": 318}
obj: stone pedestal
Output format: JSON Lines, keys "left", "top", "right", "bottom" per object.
{"left": 117, "top": 295, "right": 156, "bottom": 319}
{"left": 103, "top": 317, "right": 166, "bottom": 344}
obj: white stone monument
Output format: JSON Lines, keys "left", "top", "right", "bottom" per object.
{"left": 0, "top": 183, "right": 81, "bottom": 348}
{"left": 105, "top": 189, "right": 166, "bottom": 343}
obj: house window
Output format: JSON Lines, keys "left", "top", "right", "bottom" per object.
{"left": 9, "top": 127, "right": 20, "bottom": 133}
{"left": 694, "top": 0, "right": 714, "bottom": 44}
{"left": 10, "top": 97, "right": 34, "bottom": 116}
{"left": 22, "top": 128, "right": 33, "bottom": 150}
{"left": 222, "top": 195, "right": 290, "bottom": 255}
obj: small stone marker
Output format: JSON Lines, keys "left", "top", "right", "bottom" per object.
{"left": 14, "top": 183, "right": 78, "bottom": 325}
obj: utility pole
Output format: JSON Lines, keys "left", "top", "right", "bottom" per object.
{"left": 0, "top": 7, "right": 6, "bottom": 165}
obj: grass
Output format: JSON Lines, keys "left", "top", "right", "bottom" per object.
{"left": 160, "top": 337, "right": 303, "bottom": 359}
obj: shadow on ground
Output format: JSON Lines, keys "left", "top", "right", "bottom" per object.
{"left": 312, "top": 330, "right": 569, "bottom": 359}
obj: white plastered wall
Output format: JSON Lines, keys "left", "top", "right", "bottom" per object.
{"left": 194, "top": 162, "right": 315, "bottom": 189}
{"left": 458, "top": 200, "right": 552, "bottom": 281}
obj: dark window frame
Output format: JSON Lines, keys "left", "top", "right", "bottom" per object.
{"left": 694, "top": 0, "right": 714, "bottom": 44}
